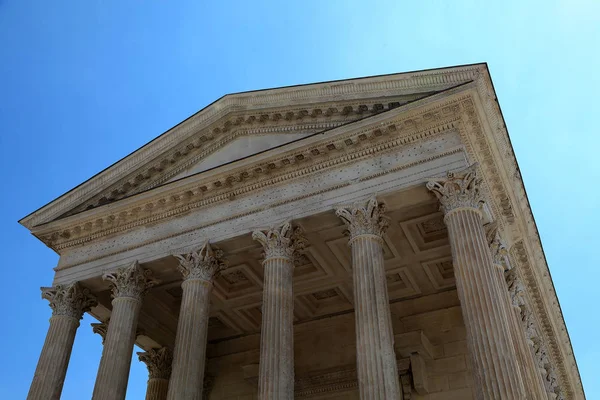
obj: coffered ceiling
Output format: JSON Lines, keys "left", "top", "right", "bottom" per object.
{"left": 86, "top": 185, "right": 455, "bottom": 349}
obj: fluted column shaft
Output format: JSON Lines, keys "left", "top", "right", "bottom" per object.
{"left": 336, "top": 198, "right": 401, "bottom": 400}
{"left": 28, "top": 316, "right": 80, "bottom": 399}
{"left": 146, "top": 379, "right": 169, "bottom": 400}
{"left": 259, "top": 254, "right": 295, "bottom": 399}
{"left": 253, "top": 222, "right": 305, "bottom": 400}
{"left": 445, "top": 209, "right": 526, "bottom": 398}
{"left": 93, "top": 262, "right": 159, "bottom": 400}
{"left": 167, "top": 280, "right": 212, "bottom": 399}
{"left": 93, "top": 297, "right": 141, "bottom": 399}
{"left": 28, "top": 283, "right": 97, "bottom": 400}
{"left": 427, "top": 166, "right": 526, "bottom": 399}
{"left": 167, "top": 241, "right": 226, "bottom": 400}
{"left": 353, "top": 235, "right": 400, "bottom": 399}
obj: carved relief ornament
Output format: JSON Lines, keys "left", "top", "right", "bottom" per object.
{"left": 175, "top": 241, "right": 227, "bottom": 281}
{"left": 103, "top": 261, "right": 160, "bottom": 300}
{"left": 91, "top": 320, "right": 109, "bottom": 344}
{"left": 335, "top": 197, "right": 389, "bottom": 242}
{"left": 41, "top": 282, "right": 97, "bottom": 320}
{"left": 426, "top": 164, "right": 484, "bottom": 218}
{"left": 137, "top": 347, "right": 173, "bottom": 380}
{"left": 252, "top": 222, "right": 307, "bottom": 262}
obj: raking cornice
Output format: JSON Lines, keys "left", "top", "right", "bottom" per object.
{"left": 19, "top": 65, "right": 483, "bottom": 229}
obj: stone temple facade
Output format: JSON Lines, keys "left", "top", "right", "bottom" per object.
{"left": 20, "top": 64, "right": 584, "bottom": 400}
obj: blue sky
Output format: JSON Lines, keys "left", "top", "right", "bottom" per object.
{"left": 1, "top": 1, "right": 598, "bottom": 398}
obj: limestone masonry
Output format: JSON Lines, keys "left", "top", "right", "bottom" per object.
{"left": 20, "top": 64, "right": 584, "bottom": 399}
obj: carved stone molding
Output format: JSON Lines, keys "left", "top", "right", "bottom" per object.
{"left": 252, "top": 222, "right": 307, "bottom": 261}
{"left": 38, "top": 98, "right": 463, "bottom": 252}
{"left": 174, "top": 241, "right": 227, "bottom": 281}
{"left": 335, "top": 197, "right": 389, "bottom": 241}
{"left": 485, "top": 222, "right": 510, "bottom": 270}
{"left": 41, "top": 282, "right": 97, "bottom": 320}
{"left": 137, "top": 347, "right": 173, "bottom": 380}
{"left": 426, "top": 164, "right": 484, "bottom": 217}
{"left": 22, "top": 65, "right": 480, "bottom": 229}
{"left": 103, "top": 261, "right": 160, "bottom": 300}
{"left": 91, "top": 320, "right": 109, "bottom": 344}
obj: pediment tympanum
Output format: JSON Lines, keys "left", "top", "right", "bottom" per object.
{"left": 165, "top": 132, "right": 314, "bottom": 183}
{"left": 20, "top": 65, "right": 482, "bottom": 229}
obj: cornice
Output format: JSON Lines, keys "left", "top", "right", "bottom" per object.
{"left": 20, "top": 65, "right": 482, "bottom": 229}
{"left": 464, "top": 73, "right": 584, "bottom": 398}
{"left": 35, "top": 94, "right": 466, "bottom": 252}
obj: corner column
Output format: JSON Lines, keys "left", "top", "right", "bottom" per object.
{"left": 167, "top": 242, "right": 227, "bottom": 400}
{"left": 253, "top": 222, "right": 305, "bottom": 400}
{"left": 28, "top": 282, "right": 97, "bottom": 400}
{"left": 92, "top": 261, "right": 159, "bottom": 400}
{"left": 488, "top": 227, "right": 548, "bottom": 399}
{"left": 336, "top": 198, "right": 402, "bottom": 399}
{"left": 138, "top": 347, "right": 173, "bottom": 400}
{"left": 427, "top": 166, "right": 526, "bottom": 399}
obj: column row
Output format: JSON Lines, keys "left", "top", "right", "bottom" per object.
{"left": 28, "top": 166, "right": 548, "bottom": 400}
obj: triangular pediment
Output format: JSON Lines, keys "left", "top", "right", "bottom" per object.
{"left": 20, "top": 64, "right": 485, "bottom": 229}
{"left": 166, "top": 132, "right": 313, "bottom": 183}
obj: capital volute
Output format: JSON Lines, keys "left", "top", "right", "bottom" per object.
{"left": 103, "top": 261, "right": 160, "bottom": 301}
{"left": 426, "top": 164, "right": 484, "bottom": 217}
{"left": 335, "top": 197, "right": 389, "bottom": 242}
{"left": 41, "top": 282, "right": 97, "bottom": 320}
{"left": 137, "top": 347, "right": 173, "bottom": 380}
{"left": 175, "top": 241, "right": 227, "bottom": 281}
{"left": 252, "top": 222, "right": 307, "bottom": 262}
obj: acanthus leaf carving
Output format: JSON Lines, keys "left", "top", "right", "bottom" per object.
{"left": 252, "top": 222, "right": 307, "bottom": 262}
{"left": 335, "top": 197, "right": 389, "bottom": 240}
{"left": 175, "top": 241, "right": 227, "bottom": 281}
{"left": 137, "top": 347, "right": 173, "bottom": 380}
{"left": 91, "top": 319, "right": 109, "bottom": 344}
{"left": 41, "top": 282, "right": 97, "bottom": 320}
{"left": 103, "top": 261, "right": 160, "bottom": 300}
{"left": 426, "top": 164, "right": 484, "bottom": 216}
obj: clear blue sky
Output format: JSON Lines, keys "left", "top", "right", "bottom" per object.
{"left": 1, "top": 1, "right": 598, "bottom": 398}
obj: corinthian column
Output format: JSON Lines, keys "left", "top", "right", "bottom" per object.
{"left": 336, "top": 198, "right": 402, "bottom": 400}
{"left": 252, "top": 222, "right": 306, "bottom": 400}
{"left": 138, "top": 347, "right": 173, "bottom": 400}
{"left": 167, "top": 242, "right": 227, "bottom": 400}
{"left": 92, "top": 261, "right": 159, "bottom": 400}
{"left": 28, "top": 282, "right": 97, "bottom": 400}
{"left": 426, "top": 165, "right": 526, "bottom": 399}
{"left": 488, "top": 227, "right": 548, "bottom": 399}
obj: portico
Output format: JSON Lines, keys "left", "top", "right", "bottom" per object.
{"left": 21, "top": 64, "right": 583, "bottom": 399}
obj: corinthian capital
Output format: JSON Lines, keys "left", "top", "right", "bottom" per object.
{"left": 252, "top": 222, "right": 307, "bottom": 261}
{"left": 175, "top": 241, "right": 227, "bottom": 281}
{"left": 103, "top": 261, "right": 160, "bottom": 300}
{"left": 335, "top": 197, "right": 389, "bottom": 240}
{"left": 426, "top": 164, "right": 484, "bottom": 216}
{"left": 41, "top": 282, "right": 97, "bottom": 320}
{"left": 137, "top": 347, "right": 173, "bottom": 380}
{"left": 91, "top": 320, "right": 109, "bottom": 344}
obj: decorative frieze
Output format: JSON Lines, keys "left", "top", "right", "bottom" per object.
{"left": 41, "top": 282, "right": 97, "bottom": 320}
{"left": 175, "top": 241, "right": 227, "bottom": 281}
{"left": 39, "top": 100, "right": 462, "bottom": 252}
{"left": 103, "top": 261, "right": 160, "bottom": 301}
